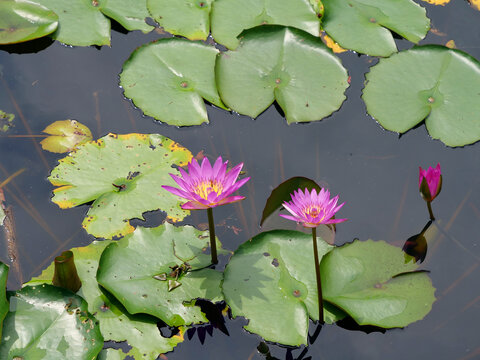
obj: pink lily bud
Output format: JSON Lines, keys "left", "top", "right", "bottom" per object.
{"left": 419, "top": 163, "right": 442, "bottom": 202}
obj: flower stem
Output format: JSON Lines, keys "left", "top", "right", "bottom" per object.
{"left": 312, "top": 227, "right": 324, "bottom": 325}
{"left": 207, "top": 208, "right": 218, "bottom": 264}
{"left": 427, "top": 201, "right": 435, "bottom": 221}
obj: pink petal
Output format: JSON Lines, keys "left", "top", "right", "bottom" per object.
{"left": 181, "top": 201, "right": 210, "bottom": 210}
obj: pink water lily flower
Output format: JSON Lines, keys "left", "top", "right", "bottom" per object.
{"left": 280, "top": 188, "right": 347, "bottom": 228}
{"left": 419, "top": 163, "right": 442, "bottom": 202}
{"left": 162, "top": 156, "right": 250, "bottom": 210}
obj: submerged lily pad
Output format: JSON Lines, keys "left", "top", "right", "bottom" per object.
{"left": 147, "top": 0, "right": 212, "bottom": 40}
{"left": 321, "top": 240, "right": 436, "bottom": 328}
{"left": 40, "top": 119, "right": 93, "bottom": 153}
{"left": 216, "top": 26, "right": 348, "bottom": 123}
{"left": 28, "top": 240, "right": 184, "bottom": 359}
{"left": 0, "top": 284, "right": 103, "bottom": 359}
{"left": 0, "top": 110, "right": 14, "bottom": 133}
{"left": 97, "top": 223, "right": 225, "bottom": 327}
{"left": 210, "top": 0, "right": 320, "bottom": 49}
{"left": 0, "top": 263, "right": 8, "bottom": 340}
{"left": 362, "top": 45, "right": 480, "bottom": 147}
{"left": 0, "top": 0, "right": 58, "bottom": 44}
{"left": 98, "top": 0, "right": 153, "bottom": 33}
{"left": 222, "top": 230, "right": 345, "bottom": 346}
{"left": 49, "top": 133, "right": 192, "bottom": 239}
{"left": 34, "top": 0, "right": 111, "bottom": 46}
{"left": 120, "top": 38, "right": 226, "bottom": 126}
{"left": 321, "top": 0, "right": 430, "bottom": 56}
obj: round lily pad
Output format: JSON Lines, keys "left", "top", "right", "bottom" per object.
{"left": 97, "top": 223, "right": 225, "bottom": 327}
{"left": 34, "top": 0, "right": 111, "bottom": 46}
{"left": 0, "top": 263, "right": 8, "bottom": 340}
{"left": 28, "top": 240, "right": 184, "bottom": 359}
{"left": 216, "top": 26, "right": 349, "bottom": 124}
{"left": 0, "top": 0, "right": 58, "bottom": 44}
{"left": 98, "top": 0, "right": 153, "bottom": 33}
{"left": 222, "top": 230, "right": 345, "bottom": 346}
{"left": 147, "top": 0, "right": 212, "bottom": 40}
{"left": 120, "top": 38, "right": 227, "bottom": 126}
{"left": 210, "top": 0, "right": 320, "bottom": 49}
{"left": 362, "top": 45, "right": 480, "bottom": 147}
{"left": 322, "top": 0, "right": 430, "bottom": 56}
{"left": 321, "top": 239, "right": 436, "bottom": 328}
{"left": 0, "top": 284, "right": 103, "bottom": 359}
{"left": 40, "top": 119, "right": 93, "bottom": 154}
{"left": 48, "top": 133, "right": 193, "bottom": 239}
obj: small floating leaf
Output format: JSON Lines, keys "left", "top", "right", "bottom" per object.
{"left": 321, "top": 0, "right": 430, "bottom": 56}
{"left": 216, "top": 26, "right": 349, "bottom": 123}
{"left": 120, "top": 38, "right": 226, "bottom": 126}
{"left": 0, "top": 263, "right": 8, "bottom": 340}
{"left": 0, "top": 110, "right": 14, "bottom": 133}
{"left": 321, "top": 240, "right": 436, "bottom": 328}
{"left": 0, "top": 0, "right": 58, "bottom": 44}
{"left": 40, "top": 119, "right": 92, "bottom": 153}
{"left": 222, "top": 230, "right": 345, "bottom": 346}
{"left": 98, "top": 0, "right": 153, "bottom": 33}
{"left": 0, "top": 284, "right": 103, "bottom": 359}
{"left": 210, "top": 0, "right": 320, "bottom": 49}
{"left": 147, "top": 0, "right": 212, "bottom": 40}
{"left": 97, "top": 223, "right": 225, "bottom": 327}
{"left": 33, "top": 0, "right": 110, "bottom": 46}
{"left": 27, "top": 240, "right": 184, "bottom": 359}
{"left": 48, "top": 133, "right": 192, "bottom": 239}
{"left": 363, "top": 45, "right": 480, "bottom": 147}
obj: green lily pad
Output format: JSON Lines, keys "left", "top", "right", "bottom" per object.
{"left": 97, "top": 349, "right": 126, "bottom": 360}
{"left": 210, "top": 0, "right": 320, "bottom": 49}
{"left": 40, "top": 119, "right": 93, "bottom": 154}
{"left": 216, "top": 26, "right": 348, "bottom": 123}
{"left": 321, "top": 0, "right": 430, "bottom": 56}
{"left": 0, "top": 263, "right": 8, "bottom": 340}
{"left": 97, "top": 223, "right": 226, "bottom": 327}
{"left": 27, "top": 241, "right": 184, "bottom": 360}
{"left": 0, "top": 284, "right": 103, "bottom": 359}
{"left": 321, "top": 239, "right": 436, "bottom": 328}
{"left": 98, "top": 0, "right": 153, "bottom": 33}
{"left": 0, "top": 0, "right": 58, "bottom": 44}
{"left": 222, "top": 230, "right": 345, "bottom": 346}
{"left": 0, "top": 110, "right": 15, "bottom": 133}
{"left": 34, "top": 0, "right": 111, "bottom": 46}
{"left": 120, "top": 38, "right": 226, "bottom": 126}
{"left": 147, "top": 0, "right": 212, "bottom": 40}
{"left": 48, "top": 133, "right": 193, "bottom": 239}
{"left": 362, "top": 45, "right": 480, "bottom": 147}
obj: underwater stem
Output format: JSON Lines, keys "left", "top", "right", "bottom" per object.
{"left": 312, "top": 227, "right": 324, "bottom": 325}
{"left": 207, "top": 208, "right": 218, "bottom": 264}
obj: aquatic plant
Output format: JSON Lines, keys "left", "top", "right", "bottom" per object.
{"left": 419, "top": 163, "right": 442, "bottom": 220}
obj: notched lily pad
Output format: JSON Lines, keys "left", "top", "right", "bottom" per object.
{"left": 362, "top": 45, "right": 480, "bottom": 147}
{"left": 0, "top": 0, "right": 58, "bottom": 44}
{"left": 120, "top": 38, "right": 227, "bottom": 126}
{"left": 97, "top": 223, "right": 226, "bottom": 327}
{"left": 222, "top": 230, "right": 345, "bottom": 346}
{"left": 216, "top": 26, "right": 349, "bottom": 124}
{"left": 210, "top": 0, "right": 321, "bottom": 49}
{"left": 148, "top": 0, "right": 212, "bottom": 40}
{"left": 40, "top": 119, "right": 93, "bottom": 153}
{"left": 27, "top": 240, "right": 184, "bottom": 359}
{"left": 321, "top": 239, "right": 436, "bottom": 328}
{"left": 48, "top": 133, "right": 193, "bottom": 239}
{"left": 98, "top": 0, "right": 153, "bottom": 33}
{"left": 322, "top": 0, "right": 430, "bottom": 56}
{"left": 0, "top": 284, "right": 103, "bottom": 359}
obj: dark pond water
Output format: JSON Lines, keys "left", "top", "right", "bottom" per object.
{"left": 1, "top": 1, "right": 480, "bottom": 359}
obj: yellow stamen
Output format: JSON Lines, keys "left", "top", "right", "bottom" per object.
{"left": 193, "top": 180, "right": 224, "bottom": 200}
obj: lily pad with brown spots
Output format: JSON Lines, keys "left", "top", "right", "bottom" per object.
{"left": 40, "top": 119, "right": 93, "bottom": 154}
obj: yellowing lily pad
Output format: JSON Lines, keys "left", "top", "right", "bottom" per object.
{"left": 48, "top": 133, "right": 193, "bottom": 239}
{"left": 362, "top": 45, "right": 480, "bottom": 147}
{"left": 0, "top": 0, "right": 58, "bottom": 44}
{"left": 322, "top": 0, "right": 430, "bottom": 56}
{"left": 40, "top": 119, "right": 93, "bottom": 154}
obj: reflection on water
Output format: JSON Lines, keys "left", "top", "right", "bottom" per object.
{"left": 1, "top": 1, "right": 480, "bottom": 359}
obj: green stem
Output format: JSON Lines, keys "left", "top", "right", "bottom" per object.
{"left": 312, "top": 227, "right": 324, "bottom": 325}
{"left": 207, "top": 208, "right": 218, "bottom": 264}
{"left": 427, "top": 201, "right": 435, "bottom": 221}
